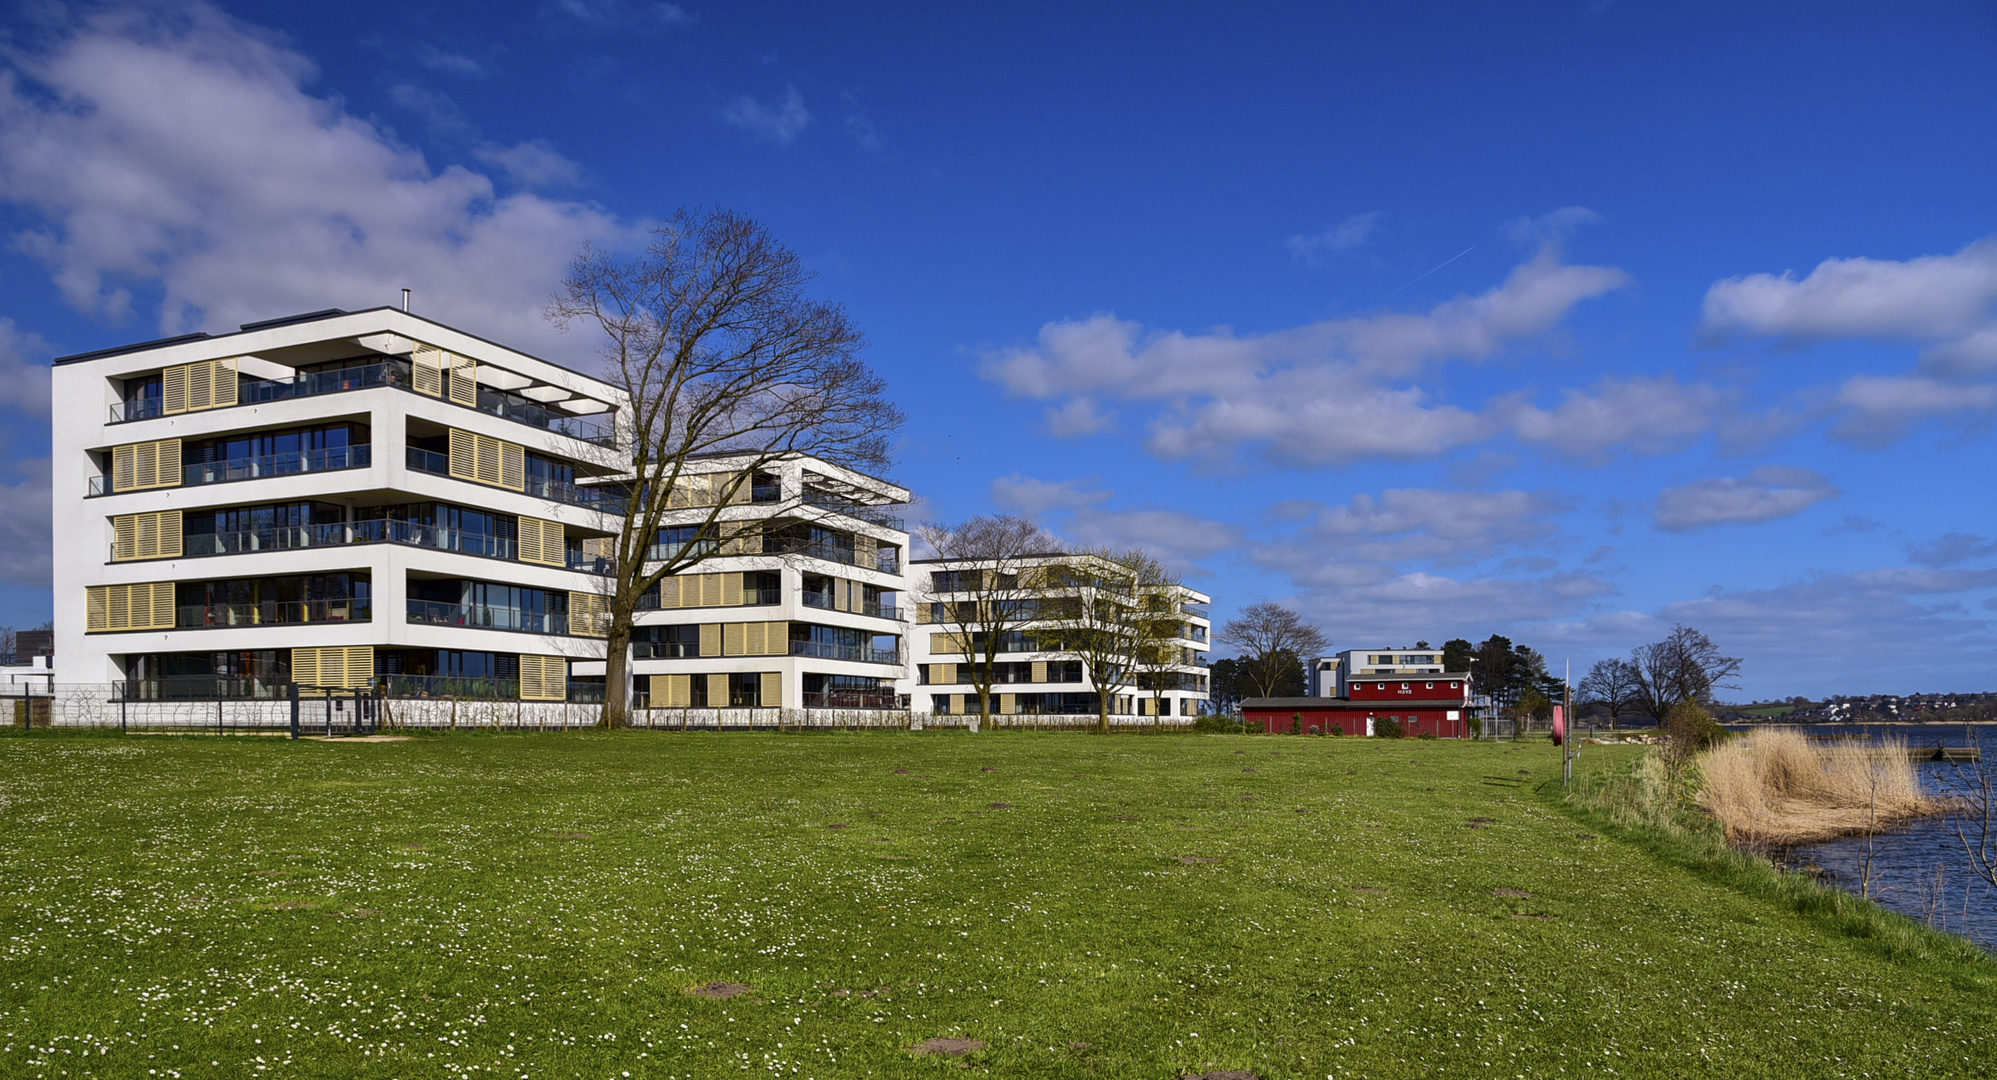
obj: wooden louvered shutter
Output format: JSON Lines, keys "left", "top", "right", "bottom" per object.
{"left": 157, "top": 511, "right": 182, "bottom": 558}
{"left": 517, "top": 517, "right": 563, "bottom": 566}
{"left": 699, "top": 623, "right": 720, "bottom": 656}
{"left": 186, "top": 361, "right": 213, "bottom": 411}
{"left": 1032, "top": 660, "right": 1048, "bottom": 683}
{"left": 151, "top": 583, "right": 175, "bottom": 628}
{"left": 113, "top": 516, "right": 137, "bottom": 561}
{"left": 1001, "top": 694, "right": 1016, "bottom": 715}
{"left": 723, "top": 622, "right": 744, "bottom": 657}
{"left": 161, "top": 365, "right": 188, "bottom": 414}
{"left": 720, "top": 572, "right": 743, "bottom": 606}
{"left": 156, "top": 440, "right": 181, "bottom": 487}
{"left": 934, "top": 662, "right": 955, "bottom": 685}
{"left": 657, "top": 576, "right": 681, "bottom": 609}
{"left": 475, "top": 435, "right": 499, "bottom": 485}
{"left": 86, "top": 586, "right": 107, "bottom": 632}
{"left": 448, "top": 428, "right": 476, "bottom": 480}
{"left": 210, "top": 359, "right": 237, "bottom": 407}
{"left": 854, "top": 535, "right": 877, "bottom": 569}
{"left": 413, "top": 345, "right": 445, "bottom": 396}
{"left": 112, "top": 445, "right": 136, "bottom": 492}
{"left": 136, "top": 513, "right": 159, "bottom": 559}
{"left": 759, "top": 671, "right": 780, "bottom": 708}
{"left": 106, "top": 585, "right": 130, "bottom": 631}
{"left": 518, "top": 655, "right": 565, "bottom": 701}
{"left": 292, "top": 647, "right": 321, "bottom": 689}
{"left": 499, "top": 440, "right": 524, "bottom": 491}
{"left": 133, "top": 441, "right": 158, "bottom": 489}
{"left": 448, "top": 354, "right": 477, "bottom": 406}
{"left": 567, "top": 592, "right": 607, "bottom": 637}
{"left": 696, "top": 574, "right": 717, "bottom": 607}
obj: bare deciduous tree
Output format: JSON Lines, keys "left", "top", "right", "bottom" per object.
{"left": 548, "top": 208, "right": 904, "bottom": 727}
{"left": 915, "top": 515, "right": 1059, "bottom": 732}
{"left": 1577, "top": 657, "right": 1642, "bottom": 729}
{"left": 1216, "top": 602, "right": 1328, "bottom": 700}
{"left": 1032, "top": 548, "right": 1159, "bottom": 735}
{"left": 1130, "top": 558, "right": 1192, "bottom": 730}
{"left": 1632, "top": 624, "right": 1742, "bottom": 720}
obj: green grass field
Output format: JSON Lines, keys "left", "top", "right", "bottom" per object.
{"left": 2, "top": 731, "right": 1992, "bottom": 1079}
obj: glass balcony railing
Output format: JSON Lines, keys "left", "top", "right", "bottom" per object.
{"left": 407, "top": 446, "right": 449, "bottom": 476}
{"left": 799, "top": 488, "right": 907, "bottom": 531}
{"left": 405, "top": 599, "right": 562, "bottom": 635}
{"left": 89, "top": 445, "right": 371, "bottom": 496}
{"left": 788, "top": 639, "right": 900, "bottom": 665}
{"left": 178, "top": 522, "right": 349, "bottom": 558}
{"left": 374, "top": 673, "right": 520, "bottom": 700}
{"left": 111, "top": 359, "right": 617, "bottom": 446}
{"left": 183, "top": 445, "right": 371, "bottom": 487}
{"left": 175, "top": 599, "right": 371, "bottom": 628}
{"left": 799, "top": 593, "right": 900, "bottom": 620}
{"left": 801, "top": 689, "right": 900, "bottom": 709}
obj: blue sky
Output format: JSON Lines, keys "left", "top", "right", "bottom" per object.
{"left": 1, "top": 1, "right": 1993, "bottom": 697}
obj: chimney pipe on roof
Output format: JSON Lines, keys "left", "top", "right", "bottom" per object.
{"left": 401, "top": 288, "right": 411, "bottom": 312}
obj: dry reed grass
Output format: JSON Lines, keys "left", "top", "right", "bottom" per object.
{"left": 1697, "top": 728, "right": 1941, "bottom": 846}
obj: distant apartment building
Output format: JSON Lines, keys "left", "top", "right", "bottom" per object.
{"left": 904, "top": 554, "right": 1211, "bottom": 721}
{"left": 1313, "top": 646, "right": 1449, "bottom": 698}
{"left": 629, "top": 455, "right": 911, "bottom": 711}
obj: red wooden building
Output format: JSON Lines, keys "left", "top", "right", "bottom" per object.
{"left": 1242, "top": 672, "right": 1472, "bottom": 738}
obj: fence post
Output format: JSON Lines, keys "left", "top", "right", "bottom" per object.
{"left": 289, "top": 682, "right": 300, "bottom": 740}
{"left": 217, "top": 693, "right": 224, "bottom": 736}
{"left": 120, "top": 684, "right": 127, "bottom": 736}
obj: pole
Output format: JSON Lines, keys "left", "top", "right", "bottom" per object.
{"left": 289, "top": 682, "right": 300, "bottom": 740}
{"left": 1563, "top": 660, "right": 1574, "bottom": 788}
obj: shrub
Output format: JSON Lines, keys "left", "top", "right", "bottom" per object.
{"left": 1290, "top": 714, "right": 1302, "bottom": 735}
{"left": 1307, "top": 724, "right": 1321, "bottom": 735}
{"left": 1374, "top": 717, "right": 1404, "bottom": 739}
{"left": 1325, "top": 724, "right": 1343, "bottom": 736}
{"left": 1662, "top": 703, "right": 1731, "bottom": 765}
{"left": 1194, "top": 714, "right": 1249, "bottom": 734}
{"left": 1466, "top": 716, "right": 1483, "bottom": 738}
{"left": 1418, "top": 732, "right": 1438, "bottom": 740}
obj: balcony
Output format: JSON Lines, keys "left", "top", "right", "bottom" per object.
{"left": 799, "top": 592, "right": 899, "bottom": 620}
{"left": 774, "top": 541, "right": 901, "bottom": 575}
{"left": 406, "top": 446, "right": 624, "bottom": 513}
{"left": 374, "top": 673, "right": 519, "bottom": 700}
{"left": 110, "top": 358, "right": 616, "bottom": 446}
{"left": 799, "top": 488, "right": 907, "bottom": 531}
{"left": 789, "top": 639, "right": 900, "bottom": 665}
{"left": 405, "top": 599, "right": 565, "bottom": 636}
{"left": 802, "top": 689, "right": 900, "bottom": 709}
{"left": 90, "top": 445, "right": 371, "bottom": 496}
{"left": 175, "top": 598, "right": 372, "bottom": 629}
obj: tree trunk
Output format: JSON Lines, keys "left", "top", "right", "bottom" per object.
{"left": 1097, "top": 695, "right": 1110, "bottom": 735}
{"left": 602, "top": 617, "right": 633, "bottom": 730}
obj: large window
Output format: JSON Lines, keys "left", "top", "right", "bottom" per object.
{"left": 186, "top": 422, "right": 365, "bottom": 465}
{"left": 125, "top": 650, "right": 289, "bottom": 698}
{"left": 406, "top": 578, "right": 567, "bottom": 634}
{"left": 175, "top": 573, "right": 370, "bottom": 627}
{"left": 633, "top": 624, "right": 704, "bottom": 658}
{"left": 790, "top": 623, "right": 898, "bottom": 664}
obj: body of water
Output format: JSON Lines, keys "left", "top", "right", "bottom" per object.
{"left": 1756, "top": 724, "right": 1997, "bottom": 949}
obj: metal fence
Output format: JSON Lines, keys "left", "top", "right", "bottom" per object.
{"left": 5, "top": 684, "right": 1202, "bottom": 736}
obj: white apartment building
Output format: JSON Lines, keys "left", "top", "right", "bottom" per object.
{"left": 53, "top": 307, "right": 629, "bottom": 702}
{"left": 903, "top": 555, "right": 1212, "bottom": 721}
{"left": 629, "top": 454, "right": 910, "bottom": 711}
{"left": 52, "top": 306, "right": 916, "bottom": 712}
{"left": 1320, "top": 647, "right": 1449, "bottom": 698}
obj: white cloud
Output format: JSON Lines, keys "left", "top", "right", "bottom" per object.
{"left": 1828, "top": 374, "right": 1997, "bottom": 446}
{"left": 1701, "top": 239, "right": 1997, "bottom": 344}
{"left": 720, "top": 86, "right": 811, "bottom": 145}
{"left": 1652, "top": 466, "right": 1840, "bottom": 531}
{"left": 0, "top": 319, "right": 53, "bottom": 416}
{"left": 472, "top": 140, "right": 585, "bottom": 189}
{"left": 1701, "top": 237, "right": 1997, "bottom": 445}
{"left": 1504, "top": 375, "right": 1724, "bottom": 461}
{"left": 989, "top": 475, "right": 1244, "bottom": 574}
{"left": 1504, "top": 206, "right": 1600, "bottom": 247}
{"left": 412, "top": 44, "right": 492, "bottom": 78}
{"left": 0, "top": 4, "right": 628, "bottom": 353}
{"left": 980, "top": 244, "right": 1630, "bottom": 466}
{"left": 1285, "top": 211, "right": 1382, "bottom": 265}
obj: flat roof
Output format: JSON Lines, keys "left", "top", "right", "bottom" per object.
{"left": 51, "top": 306, "right": 611, "bottom": 386}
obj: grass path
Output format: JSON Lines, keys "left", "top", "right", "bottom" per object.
{"left": 1, "top": 732, "right": 1992, "bottom": 1078}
